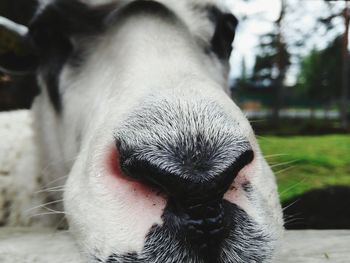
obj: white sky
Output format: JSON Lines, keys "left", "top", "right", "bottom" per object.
{"left": 229, "top": 0, "right": 280, "bottom": 78}
{"left": 228, "top": 0, "right": 348, "bottom": 85}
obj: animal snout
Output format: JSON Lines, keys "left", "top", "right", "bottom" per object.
{"left": 117, "top": 142, "right": 253, "bottom": 252}
{"left": 119, "top": 148, "right": 254, "bottom": 204}
{"left": 113, "top": 100, "right": 256, "bottom": 252}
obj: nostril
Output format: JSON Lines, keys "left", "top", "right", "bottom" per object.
{"left": 232, "top": 149, "right": 254, "bottom": 175}
{"left": 119, "top": 157, "right": 168, "bottom": 192}
{"left": 115, "top": 147, "right": 172, "bottom": 198}
{"left": 116, "top": 144, "right": 254, "bottom": 204}
{"left": 175, "top": 200, "right": 229, "bottom": 251}
{"left": 219, "top": 149, "right": 254, "bottom": 186}
{"left": 222, "top": 149, "right": 254, "bottom": 184}
{"left": 184, "top": 149, "right": 254, "bottom": 205}
{"left": 107, "top": 145, "right": 145, "bottom": 183}
{"left": 106, "top": 145, "right": 168, "bottom": 203}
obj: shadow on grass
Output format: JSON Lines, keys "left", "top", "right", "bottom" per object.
{"left": 283, "top": 185, "right": 350, "bottom": 229}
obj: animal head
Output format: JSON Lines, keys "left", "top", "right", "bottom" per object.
{"left": 0, "top": 0, "right": 283, "bottom": 262}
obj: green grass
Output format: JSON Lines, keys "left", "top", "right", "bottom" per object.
{"left": 258, "top": 135, "right": 350, "bottom": 202}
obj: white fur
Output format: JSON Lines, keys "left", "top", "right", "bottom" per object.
{"left": 3, "top": 0, "right": 283, "bottom": 262}
{"left": 0, "top": 110, "right": 56, "bottom": 227}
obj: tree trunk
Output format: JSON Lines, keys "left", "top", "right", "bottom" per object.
{"left": 272, "top": 0, "right": 287, "bottom": 125}
{"left": 341, "top": 2, "right": 349, "bottom": 130}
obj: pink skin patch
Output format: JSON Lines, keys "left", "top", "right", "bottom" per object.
{"left": 106, "top": 145, "right": 167, "bottom": 204}
{"left": 106, "top": 146, "right": 160, "bottom": 197}
{"left": 224, "top": 161, "right": 254, "bottom": 207}
{"left": 100, "top": 145, "right": 167, "bottom": 233}
{"left": 103, "top": 145, "right": 252, "bottom": 229}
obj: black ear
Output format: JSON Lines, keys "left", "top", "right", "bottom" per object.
{"left": 0, "top": 16, "right": 38, "bottom": 74}
{"left": 24, "top": 0, "right": 113, "bottom": 112}
{"left": 211, "top": 12, "right": 238, "bottom": 60}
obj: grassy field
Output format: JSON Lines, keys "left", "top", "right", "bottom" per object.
{"left": 258, "top": 135, "right": 350, "bottom": 202}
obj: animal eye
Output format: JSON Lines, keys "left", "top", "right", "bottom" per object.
{"left": 211, "top": 11, "right": 238, "bottom": 60}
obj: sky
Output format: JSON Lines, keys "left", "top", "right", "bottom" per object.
{"left": 227, "top": 0, "right": 348, "bottom": 85}
{"left": 229, "top": 0, "right": 280, "bottom": 79}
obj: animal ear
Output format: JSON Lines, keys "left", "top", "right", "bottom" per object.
{"left": 0, "top": 16, "right": 38, "bottom": 74}
{"left": 211, "top": 13, "right": 238, "bottom": 60}
{"left": 27, "top": 0, "right": 111, "bottom": 66}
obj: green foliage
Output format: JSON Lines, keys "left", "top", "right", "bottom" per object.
{"left": 259, "top": 135, "right": 350, "bottom": 201}
{"left": 296, "top": 36, "right": 344, "bottom": 104}
{"left": 296, "top": 49, "right": 323, "bottom": 101}
{"left": 252, "top": 32, "right": 290, "bottom": 87}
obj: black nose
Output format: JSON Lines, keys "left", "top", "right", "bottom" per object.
{"left": 180, "top": 200, "right": 227, "bottom": 250}
{"left": 115, "top": 99, "right": 255, "bottom": 257}
{"left": 119, "top": 146, "right": 253, "bottom": 255}
{"left": 119, "top": 147, "right": 253, "bottom": 203}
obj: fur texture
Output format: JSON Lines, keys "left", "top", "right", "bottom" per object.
{"left": 1, "top": 0, "right": 283, "bottom": 262}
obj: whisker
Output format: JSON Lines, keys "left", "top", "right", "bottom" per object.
{"left": 255, "top": 135, "right": 270, "bottom": 141}
{"left": 38, "top": 189, "right": 65, "bottom": 194}
{"left": 282, "top": 199, "right": 301, "bottom": 211}
{"left": 42, "top": 206, "right": 66, "bottom": 214}
{"left": 35, "top": 185, "right": 65, "bottom": 194}
{"left": 249, "top": 119, "right": 267, "bottom": 123}
{"left": 25, "top": 199, "right": 64, "bottom": 213}
{"left": 284, "top": 217, "right": 304, "bottom": 226}
{"left": 280, "top": 178, "right": 307, "bottom": 196}
{"left": 39, "top": 152, "right": 90, "bottom": 186}
{"left": 39, "top": 148, "right": 91, "bottom": 187}
{"left": 275, "top": 165, "right": 297, "bottom": 175}
{"left": 264, "top": 153, "right": 289, "bottom": 158}
{"left": 29, "top": 211, "right": 66, "bottom": 218}
{"left": 39, "top": 151, "right": 87, "bottom": 178}
{"left": 43, "top": 175, "right": 68, "bottom": 187}
{"left": 283, "top": 214, "right": 297, "bottom": 220}
{"left": 270, "top": 160, "right": 299, "bottom": 168}
{"left": 283, "top": 211, "right": 303, "bottom": 221}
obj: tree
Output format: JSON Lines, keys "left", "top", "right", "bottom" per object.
{"left": 296, "top": 49, "right": 325, "bottom": 105}
{"left": 296, "top": 35, "right": 350, "bottom": 116}
{"left": 251, "top": 0, "right": 290, "bottom": 122}
{"left": 340, "top": 2, "right": 349, "bottom": 129}
{"left": 318, "top": 0, "right": 350, "bottom": 129}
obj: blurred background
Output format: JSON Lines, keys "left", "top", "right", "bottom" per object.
{"left": 0, "top": 0, "right": 349, "bottom": 229}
